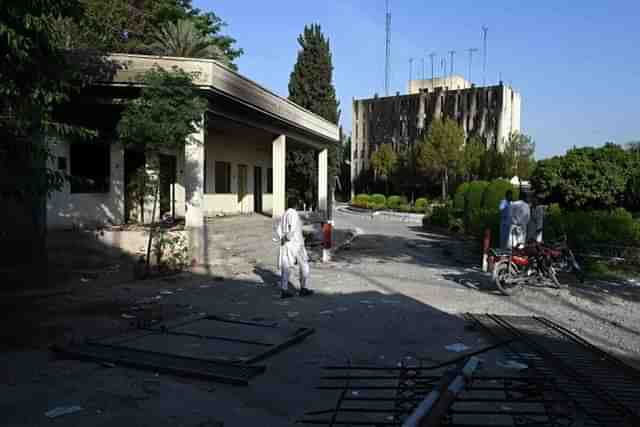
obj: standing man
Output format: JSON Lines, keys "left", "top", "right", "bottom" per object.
{"left": 509, "top": 193, "right": 531, "bottom": 248}
{"left": 499, "top": 190, "right": 513, "bottom": 249}
{"left": 274, "top": 204, "right": 314, "bottom": 299}
{"left": 527, "top": 196, "right": 544, "bottom": 243}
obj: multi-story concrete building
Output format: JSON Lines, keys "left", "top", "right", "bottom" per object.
{"left": 351, "top": 79, "right": 521, "bottom": 195}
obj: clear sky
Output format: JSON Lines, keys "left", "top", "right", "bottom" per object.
{"left": 195, "top": 0, "right": 639, "bottom": 159}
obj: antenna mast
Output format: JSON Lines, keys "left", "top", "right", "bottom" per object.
{"left": 482, "top": 26, "right": 488, "bottom": 86}
{"left": 467, "top": 48, "right": 479, "bottom": 87}
{"left": 385, "top": 0, "right": 391, "bottom": 96}
{"left": 448, "top": 50, "right": 456, "bottom": 87}
{"left": 429, "top": 52, "right": 436, "bottom": 81}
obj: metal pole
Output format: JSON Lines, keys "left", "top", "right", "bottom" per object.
{"left": 448, "top": 50, "right": 455, "bottom": 87}
{"left": 429, "top": 52, "right": 436, "bottom": 83}
{"left": 482, "top": 26, "right": 488, "bottom": 86}
{"left": 467, "top": 48, "right": 478, "bottom": 88}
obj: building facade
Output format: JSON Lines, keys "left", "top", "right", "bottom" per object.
{"left": 42, "top": 54, "right": 339, "bottom": 265}
{"left": 351, "top": 81, "right": 521, "bottom": 195}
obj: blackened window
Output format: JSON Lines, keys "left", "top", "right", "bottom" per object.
{"left": 70, "top": 143, "right": 110, "bottom": 193}
{"left": 266, "top": 168, "right": 273, "bottom": 193}
{"left": 215, "top": 161, "right": 231, "bottom": 193}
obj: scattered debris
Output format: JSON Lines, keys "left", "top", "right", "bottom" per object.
{"left": 381, "top": 299, "right": 400, "bottom": 304}
{"left": 445, "top": 343, "right": 470, "bottom": 353}
{"left": 80, "top": 277, "right": 90, "bottom": 283}
{"left": 121, "top": 314, "right": 135, "bottom": 320}
{"left": 159, "top": 290, "right": 173, "bottom": 295}
{"left": 286, "top": 312, "right": 299, "bottom": 318}
{"left": 199, "top": 285, "right": 211, "bottom": 289}
{"left": 101, "top": 362, "right": 116, "bottom": 368}
{"left": 319, "top": 310, "right": 334, "bottom": 315}
{"left": 497, "top": 360, "right": 528, "bottom": 370}
{"left": 45, "top": 406, "right": 83, "bottom": 418}
{"left": 351, "top": 391, "right": 360, "bottom": 396}
{"left": 359, "top": 300, "right": 373, "bottom": 304}
{"left": 336, "top": 307, "right": 349, "bottom": 312}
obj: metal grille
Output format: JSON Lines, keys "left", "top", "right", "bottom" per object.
{"left": 465, "top": 313, "right": 640, "bottom": 427}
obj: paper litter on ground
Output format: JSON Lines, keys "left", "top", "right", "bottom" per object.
{"left": 445, "top": 343, "right": 470, "bottom": 352}
{"left": 45, "top": 406, "right": 83, "bottom": 418}
{"left": 497, "top": 360, "right": 528, "bottom": 370}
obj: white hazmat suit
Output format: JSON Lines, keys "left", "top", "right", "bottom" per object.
{"left": 274, "top": 208, "right": 310, "bottom": 291}
{"left": 509, "top": 200, "right": 531, "bottom": 248}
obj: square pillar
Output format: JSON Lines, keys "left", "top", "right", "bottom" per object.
{"left": 318, "top": 148, "right": 328, "bottom": 214}
{"left": 185, "top": 121, "right": 206, "bottom": 265}
{"left": 272, "top": 135, "right": 286, "bottom": 217}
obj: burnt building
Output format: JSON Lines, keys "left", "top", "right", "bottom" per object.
{"left": 351, "top": 80, "right": 521, "bottom": 195}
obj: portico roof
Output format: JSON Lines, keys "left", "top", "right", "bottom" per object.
{"left": 97, "top": 54, "right": 340, "bottom": 147}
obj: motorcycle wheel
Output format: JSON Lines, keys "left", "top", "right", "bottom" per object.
{"left": 494, "top": 260, "right": 523, "bottom": 296}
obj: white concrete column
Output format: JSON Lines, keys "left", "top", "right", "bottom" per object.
{"left": 318, "top": 148, "right": 328, "bottom": 214}
{"left": 185, "top": 121, "right": 205, "bottom": 265}
{"left": 272, "top": 135, "right": 286, "bottom": 217}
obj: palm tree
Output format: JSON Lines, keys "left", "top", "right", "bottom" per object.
{"left": 150, "top": 19, "right": 231, "bottom": 66}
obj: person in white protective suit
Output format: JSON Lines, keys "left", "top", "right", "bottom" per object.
{"left": 509, "top": 192, "right": 531, "bottom": 249}
{"left": 274, "top": 207, "right": 313, "bottom": 299}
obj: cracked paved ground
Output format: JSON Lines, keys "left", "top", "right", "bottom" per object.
{"left": 0, "top": 209, "right": 638, "bottom": 426}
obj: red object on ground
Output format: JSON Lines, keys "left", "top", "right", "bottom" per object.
{"left": 322, "top": 222, "right": 332, "bottom": 249}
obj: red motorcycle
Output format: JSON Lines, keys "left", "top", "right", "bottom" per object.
{"left": 490, "top": 241, "right": 562, "bottom": 295}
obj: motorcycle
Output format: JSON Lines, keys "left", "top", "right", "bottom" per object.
{"left": 546, "top": 238, "right": 585, "bottom": 283}
{"left": 490, "top": 241, "right": 562, "bottom": 296}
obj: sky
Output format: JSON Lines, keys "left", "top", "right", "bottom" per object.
{"left": 195, "top": 0, "right": 640, "bottom": 159}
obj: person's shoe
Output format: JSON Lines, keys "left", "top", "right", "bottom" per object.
{"left": 280, "top": 290, "right": 294, "bottom": 299}
{"left": 299, "top": 288, "right": 314, "bottom": 297}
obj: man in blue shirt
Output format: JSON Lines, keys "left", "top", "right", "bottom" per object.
{"left": 499, "top": 190, "right": 513, "bottom": 249}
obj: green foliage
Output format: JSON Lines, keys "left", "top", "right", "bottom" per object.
{"left": 415, "top": 197, "right": 429, "bottom": 212}
{"left": 544, "top": 205, "right": 640, "bottom": 250}
{"left": 453, "top": 183, "right": 470, "bottom": 209}
{"left": 371, "top": 143, "right": 398, "bottom": 181}
{"left": 461, "top": 136, "right": 485, "bottom": 180}
{"left": 482, "top": 179, "right": 519, "bottom": 210}
{"left": 152, "top": 230, "right": 189, "bottom": 272}
{"left": 51, "top": 0, "right": 243, "bottom": 68}
{"left": 368, "top": 193, "right": 387, "bottom": 210}
{"left": 467, "top": 181, "right": 489, "bottom": 210}
{"left": 429, "top": 205, "right": 452, "bottom": 228}
{"left": 479, "top": 146, "right": 507, "bottom": 180}
{"left": 467, "top": 208, "right": 501, "bottom": 245}
{"left": 531, "top": 143, "right": 631, "bottom": 210}
{"left": 117, "top": 67, "right": 206, "bottom": 156}
{"left": 387, "top": 196, "right": 400, "bottom": 209}
{"left": 504, "top": 132, "right": 536, "bottom": 179}
{"left": 416, "top": 118, "right": 465, "bottom": 199}
{"left": 352, "top": 193, "right": 369, "bottom": 208}
{"left": 150, "top": 19, "right": 230, "bottom": 65}
{"left": 286, "top": 150, "right": 317, "bottom": 209}
{"left": 287, "top": 24, "right": 340, "bottom": 205}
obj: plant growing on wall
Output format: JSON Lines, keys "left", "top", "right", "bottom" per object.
{"left": 117, "top": 66, "right": 206, "bottom": 276}
{"left": 416, "top": 118, "right": 465, "bottom": 200}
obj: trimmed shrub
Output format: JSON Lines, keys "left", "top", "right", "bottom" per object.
{"left": 352, "top": 193, "right": 370, "bottom": 208}
{"left": 386, "top": 195, "right": 407, "bottom": 210}
{"left": 466, "top": 208, "right": 501, "bottom": 246}
{"left": 453, "top": 183, "right": 470, "bottom": 209}
{"left": 429, "top": 205, "right": 452, "bottom": 228}
{"left": 415, "top": 197, "right": 429, "bottom": 212}
{"left": 483, "top": 179, "right": 519, "bottom": 210}
{"left": 399, "top": 203, "right": 412, "bottom": 212}
{"left": 368, "top": 193, "right": 387, "bottom": 210}
{"left": 467, "top": 181, "right": 489, "bottom": 210}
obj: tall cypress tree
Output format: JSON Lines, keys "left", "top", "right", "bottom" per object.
{"left": 287, "top": 24, "right": 340, "bottom": 209}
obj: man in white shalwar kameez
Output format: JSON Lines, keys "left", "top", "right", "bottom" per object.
{"left": 509, "top": 193, "right": 531, "bottom": 249}
{"left": 274, "top": 207, "right": 313, "bottom": 299}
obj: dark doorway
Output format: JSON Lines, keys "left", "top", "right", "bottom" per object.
{"left": 159, "top": 154, "right": 177, "bottom": 220}
{"left": 124, "top": 150, "right": 146, "bottom": 223}
{"left": 254, "top": 166, "right": 263, "bottom": 213}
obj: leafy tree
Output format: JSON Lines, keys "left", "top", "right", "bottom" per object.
{"left": 150, "top": 19, "right": 230, "bottom": 65}
{"left": 479, "top": 145, "right": 507, "bottom": 180}
{"left": 287, "top": 24, "right": 340, "bottom": 211}
{"left": 461, "top": 135, "right": 485, "bottom": 181}
{"left": 370, "top": 143, "right": 398, "bottom": 194}
{"left": 52, "top": 0, "right": 243, "bottom": 69}
{"left": 337, "top": 135, "right": 351, "bottom": 200}
{"left": 1, "top": 0, "right": 107, "bottom": 271}
{"left": 416, "top": 118, "right": 465, "bottom": 199}
{"left": 504, "top": 132, "right": 536, "bottom": 179}
{"left": 117, "top": 66, "right": 206, "bottom": 273}
{"left": 531, "top": 143, "right": 630, "bottom": 210}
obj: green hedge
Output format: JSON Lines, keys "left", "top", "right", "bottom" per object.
{"left": 429, "top": 205, "right": 452, "bottom": 228}
{"left": 545, "top": 205, "right": 640, "bottom": 250}
{"left": 368, "top": 193, "right": 387, "bottom": 210}
{"left": 415, "top": 197, "right": 429, "bottom": 212}
{"left": 352, "top": 193, "right": 369, "bottom": 208}
{"left": 453, "top": 183, "right": 470, "bottom": 209}
{"left": 387, "top": 195, "right": 407, "bottom": 210}
{"left": 483, "top": 179, "right": 519, "bottom": 210}
{"left": 468, "top": 181, "right": 489, "bottom": 209}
